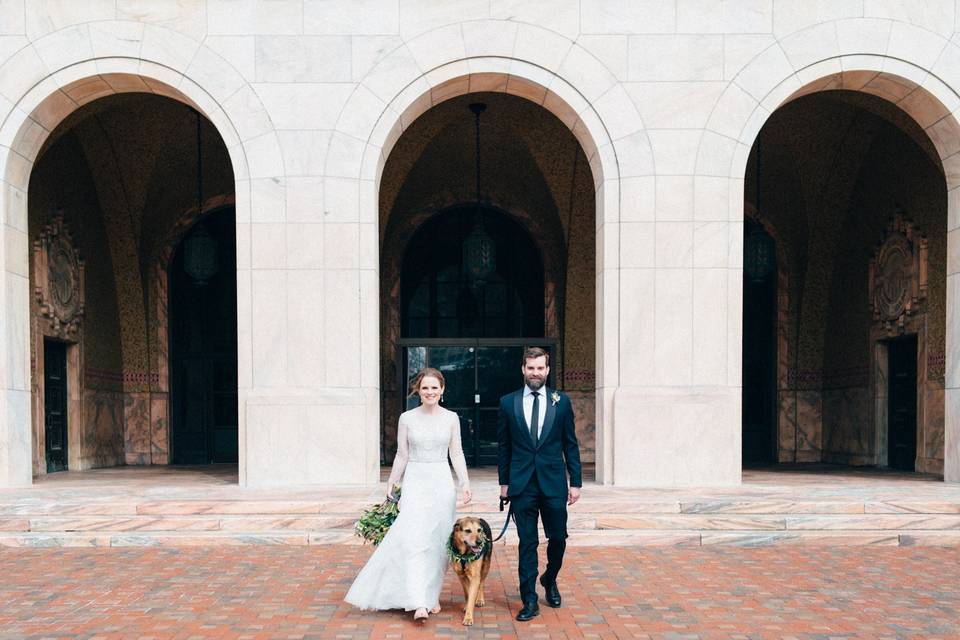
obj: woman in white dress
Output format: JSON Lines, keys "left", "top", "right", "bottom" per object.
{"left": 345, "top": 367, "right": 471, "bottom": 621}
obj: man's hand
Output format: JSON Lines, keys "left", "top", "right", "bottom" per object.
{"left": 568, "top": 487, "right": 581, "bottom": 506}
{"left": 500, "top": 484, "right": 509, "bottom": 499}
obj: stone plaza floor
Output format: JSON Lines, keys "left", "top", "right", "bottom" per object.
{"left": 1, "top": 543, "right": 958, "bottom": 639}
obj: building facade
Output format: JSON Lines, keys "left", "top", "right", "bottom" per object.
{"left": 1, "top": 1, "right": 959, "bottom": 488}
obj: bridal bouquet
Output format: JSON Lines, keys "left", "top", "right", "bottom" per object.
{"left": 354, "top": 484, "right": 401, "bottom": 545}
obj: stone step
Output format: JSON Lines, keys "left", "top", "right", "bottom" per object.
{"left": 15, "top": 511, "right": 960, "bottom": 534}
{"left": 1, "top": 529, "right": 958, "bottom": 548}
{"left": 5, "top": 499, "right": 960, "bottom": 517}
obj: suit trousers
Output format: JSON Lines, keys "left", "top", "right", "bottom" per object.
{"left": 511, "top": 471, "right": 568, "bottom": 604}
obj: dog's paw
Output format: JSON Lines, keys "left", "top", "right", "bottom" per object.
{"left": 475, "top": 598, "right": 485, "bottom": 607}
{"left": 461, "top": 615, "right": 474, "bottom": 626}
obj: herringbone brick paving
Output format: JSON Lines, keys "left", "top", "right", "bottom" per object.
{"left": 0, "top": 545, "right": 957, "bottom": 639}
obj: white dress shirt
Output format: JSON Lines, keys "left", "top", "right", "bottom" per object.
{"left": 522, "top": 385, "right": 549, "bottom": 439}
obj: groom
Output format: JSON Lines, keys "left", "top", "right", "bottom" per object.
{"left": 497, "top": 346, "right": 582, "bottom": 621}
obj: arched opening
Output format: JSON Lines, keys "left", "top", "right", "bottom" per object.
{"left": 169, "top": 208, "right": 238, "bottom": 464}
{"left": 380, "top": 91, "right": 596, "bottom": 470}
{"left": 744, "top": 88, "right": 947, "bottom": 475}
{"left": 27, "top": 92, "right": 236, "bottom": 476}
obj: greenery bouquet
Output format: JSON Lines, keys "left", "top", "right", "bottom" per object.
{"left": 354, "top": 484, "right": 401, "bottom": 545}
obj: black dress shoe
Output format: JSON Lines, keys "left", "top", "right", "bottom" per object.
{"left": 516, "top": 601, "right": 540, "bottom": 621}
{"left": 541, "top": 579, "right": 562, "bottom": 608}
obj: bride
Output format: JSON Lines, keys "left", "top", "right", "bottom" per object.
{"left": 345, "top": 367, "right": 471, "bottom": 621}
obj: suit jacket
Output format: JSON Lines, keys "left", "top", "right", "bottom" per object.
{"left": 497, "top": 387, "right": 582, "bottom": 498}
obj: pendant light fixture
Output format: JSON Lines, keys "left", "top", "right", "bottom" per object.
{"left": 462, "top": 102, "right": 496, "bottom": 289}
{"left": 183, "top": 108, "right": 219, "bottom": 286}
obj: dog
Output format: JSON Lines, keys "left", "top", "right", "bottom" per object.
{"left": 449, "top": 516, "right": 493, "bottom": 626}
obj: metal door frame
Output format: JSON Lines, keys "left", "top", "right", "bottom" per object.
{"left": 397, "top": 338, "right": 557, "bottom": 466}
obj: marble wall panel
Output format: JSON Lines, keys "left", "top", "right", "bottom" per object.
{"left": 150, "top": 393, "right": 169, "bottom": 465}
{"left": 795, "top": 390, "right": 822, "bottom": 461}
{"left": 82, "top": 390, "right": 124, "bottom": 470}
{"left": 567, "top": 390, "right": 595, "bottom": 464}
{"left": 823, "top": 386, "right": 874, "bottom": 465}
{"left": 777, "top": 390, "right": 797, "bottom": 461}
{"left": 123, "top": 392, "right": 150, "bottom": 465}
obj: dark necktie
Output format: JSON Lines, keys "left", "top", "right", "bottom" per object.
{"left": 530, "top": 391, "right": 540, "bottom": 445}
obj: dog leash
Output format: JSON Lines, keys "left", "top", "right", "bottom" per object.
{"left": 492, "top": 496, "right": 513, "bottom": 542}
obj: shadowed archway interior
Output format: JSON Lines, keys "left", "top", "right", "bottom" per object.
{"left": 744, "top": 89, "right": 947, "bottom": 474}
{"left": 27, "top": 92, "right": 236, "bottom": 475}
{"left": 380, "top": 92, "right": 596, "bottom": 468}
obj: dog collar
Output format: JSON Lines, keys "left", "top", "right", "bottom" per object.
{"left": 447, "top": 535, "right": 487, "bottom": 566}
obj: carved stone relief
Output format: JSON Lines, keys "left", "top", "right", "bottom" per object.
{"left": 33, "top": 217, "right": 85, "bottom": 339}
{"left": 869, "top": 214, "right": 927, "bottom": 335}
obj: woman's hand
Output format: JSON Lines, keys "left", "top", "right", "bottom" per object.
{"left": 461, "top": 487, "right": 472, "bottom": 504}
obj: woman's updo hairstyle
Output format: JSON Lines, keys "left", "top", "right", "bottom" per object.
{"left": 408, "top": 367, "right": 445, "bottom": 397}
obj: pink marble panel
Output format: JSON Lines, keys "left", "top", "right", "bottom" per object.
{"left": 151, "top": 394, "right": 169, "bottom": 465}
{"left": 786, "top": 515, "right": 960, "bottom": 530}
{"left": 700, "top": 532, "right": 899, "bottom": 546}
{"left": 866, "top": 501, "right": 960, "bottom": 514}
{"left": 0, "top": 519, "right": 29, "bottom": 531}
{"left": 681, "top": 501, "right": 865, "bottom": 514}
{"left": 110, "top": 533, "right": 310, "bottom": 546}
{"left": 137, "top": 501, "right": 325, "bottom": 515}
{"left": 83, "top": 390, "right": 126, "bottom": 468}
{"left": 595, "top": 515, "right": 786, "bottom": 531}
{"left": 124, "top": 393, "right": 151, "bottom": 463}
{"left": 30, "top": 517, "right": 220, "bottom": 532}
{"left": 0, "top": 534, "right": 112, "bottom": 547}
{"left": 218, "top": 516, "right": 358, "bottom": 531}
{"left": 567, "top": 390, "right": 595, "bottom": 463}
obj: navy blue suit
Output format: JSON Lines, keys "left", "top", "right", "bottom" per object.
{"left": 497, "top": 388, "right": 581, "bottom": 605}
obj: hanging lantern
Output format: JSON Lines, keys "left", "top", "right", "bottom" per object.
{"left": 744, "top": 223, "right": 775, "bottom": 284}
{"left": 462, "top": 102, "right": 496, "bottom": 289}
{"left": 183, "top": 223, "right": 219, "bottom": 285}
{"left": 462, "top": 219, "right": 496, "bottom": 286}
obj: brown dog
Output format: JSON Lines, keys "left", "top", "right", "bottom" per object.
{"left": 449, "top": 516, "right": 493, "bottom": 626}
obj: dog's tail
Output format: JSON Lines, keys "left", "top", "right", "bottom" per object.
{"left": 480, "top": 519, "right": 493, "bottom": 557}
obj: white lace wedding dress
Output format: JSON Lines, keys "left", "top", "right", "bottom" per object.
{"left": 345, "top": 406, "right": 470, "bottom": 611}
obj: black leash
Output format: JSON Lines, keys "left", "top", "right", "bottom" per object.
{"left": 492, "top": 496, "right": 513, "bottom": 542}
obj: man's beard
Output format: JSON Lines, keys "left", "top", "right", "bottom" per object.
{"left": 525, "top": 374, "right": 545, "bottom": 390}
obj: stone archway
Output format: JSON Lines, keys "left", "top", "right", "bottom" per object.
{"left": 712, "top": 38, "right": 960, "bottom": 480}
{"left": 325, "top": 18, "right": 635, "bottom": 483}
{"left": 0, "top": 24, "right": 262, "bottom": 485}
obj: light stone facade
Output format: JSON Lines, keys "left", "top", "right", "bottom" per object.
{"left": 2, "top": 1, "right": 960, "bottom": 487}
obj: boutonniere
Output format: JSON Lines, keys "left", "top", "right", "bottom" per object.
{"left": 550, "top": 391, "right": 560, "bottom": 406}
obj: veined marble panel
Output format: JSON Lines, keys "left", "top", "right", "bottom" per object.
{"left": 136, "top": 501, "right": 325, "bottom": 515}
{"left": 700, "top": 532, "right": 899, "bottom": 546}
{"left": 0, "top": 518, "right": 28, "bottom": 531}
{"left": 83, "top": 390, "right": 125, "bottom": 469}
{"left": 566, "top": 531, "right": 701, "bottom": 547}
{"left": 110, "top": 533, "right": 310, "bottom": 546}
{"left": 785, "top": 515, "right": 960, "bottom": 530}
{"left": 218, "top": 515, "right": 358, "bottom": 531}
{"left": 900, "top": 532, "right": 960, "bottom": 546}
{"left": 0, "top": 533, "right": 111, "bottom": 547}
{"left": 866, "top": 501, "right": 960, "bottom": 514}
{"left": 150, "top": 394, "right": 169, "bottom": 465}
{"left": 681, "top": 501, "right": 865, "bottom": 514}
{"left": 595, "top": 515, "right": 786, "bottom": 531}
{"left": 123, "top": 392, "right": 150, "bottom": 464}
{"left": 30, "top": 517, "right": 219, "bottom": 532}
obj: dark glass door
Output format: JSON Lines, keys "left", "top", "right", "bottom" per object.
{"left": 44, "top": 339, "right": 68, "bottom": 473}
{"left": 402, "top": 341, "right": 554, "bottom": 466}
{"left": 170, "top": 209, "right": 238, "bottom": 464}
{"left": 888, "top": 336, "right": 917, "bottom": 471}
{"left": 742, "top": 222, "right": 777, "bottom": 465}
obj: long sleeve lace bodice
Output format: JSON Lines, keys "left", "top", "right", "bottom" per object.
{"left": 387, "top": 408, "right": 470, "bottom": 490}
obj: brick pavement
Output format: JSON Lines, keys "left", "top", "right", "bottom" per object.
{"left": 0, "top": 545, "right": 958, "bottom": 639}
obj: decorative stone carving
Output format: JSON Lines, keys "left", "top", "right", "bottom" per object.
{"left": 869, "top": 213, "right": 927, "bottom": 334}
{"left": 33, "top": 217, "right": 85, "bottom": 339}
